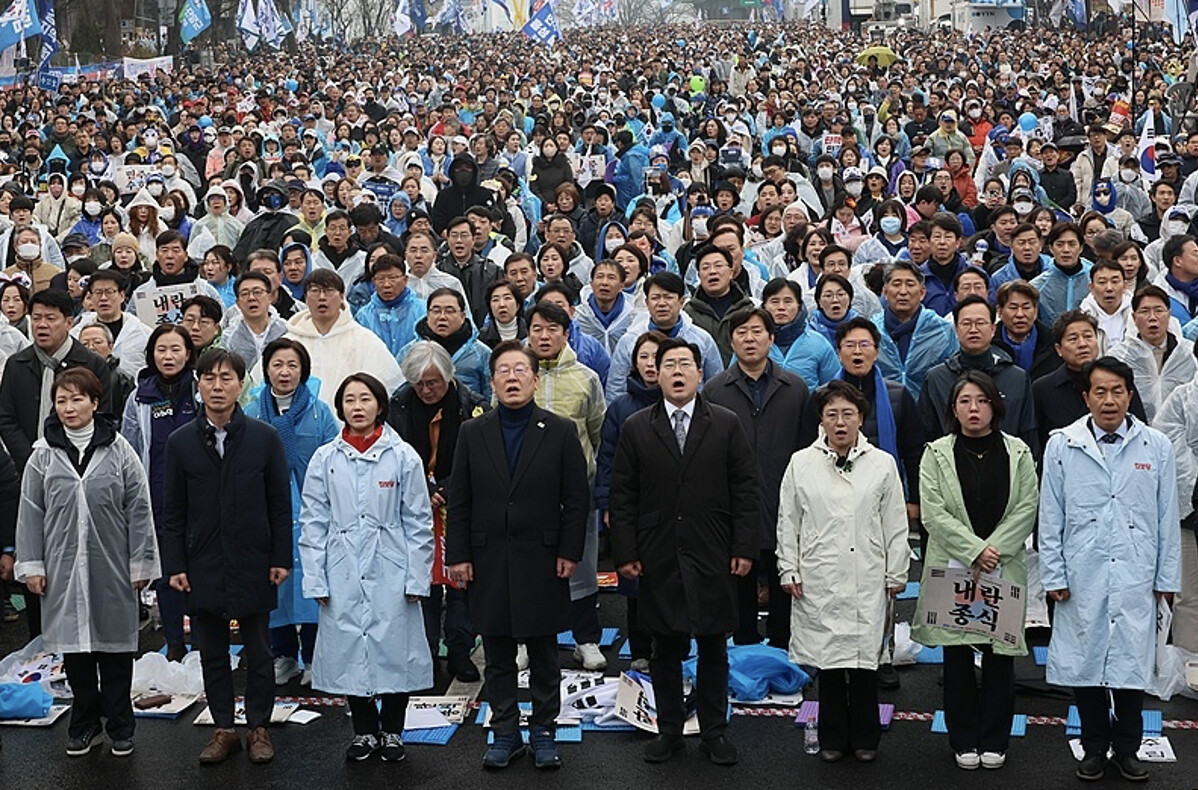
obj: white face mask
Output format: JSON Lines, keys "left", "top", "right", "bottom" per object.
{"left": 148, "top": 183, "right": 164, "bottom": 197}
{"left": 771, "top": 146, "right": 787, "bottom": 157}
{"left": 1168, "top": 221, "right": 1190, "bottom": 236}
{"left": 70, "top": 184, "right": 85, "bottom": 197}
{"left": 89, "top": 160, "right": 106, "bottom": 174}
{"left": 84, "top": 200, "right": 102, "bottom": 216}
{"left": 162, "top": 165, "right": 176, "bottom": 178}
{"left": 1013, "top": 201, "right": 1034, "bottom": 214}
{"left": 845, "top": 182, "right": 863, "bottom": 197}
{"left": 968, "top": 107, "right": 982, "bottom": 119}
{"left": 1120, "top": 169, "right": 1138, "bottom": 183}
{"left": 160, "top": 206, "right": 176, "bottom": 222}
{"left": 605, "top": 237, "right": 623, "bottom": 253}
{"left": 17, "top": 242, "right": 39, "bottom": 260}
{"left": 817, "top": 166, "right": 833, "bottom": 181}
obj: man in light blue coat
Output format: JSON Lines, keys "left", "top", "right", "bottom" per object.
{"left": 355, "top": 254, "right": 427, "bottom": 357}
{"left": 605, "top": 272, "right": 722, "bottom": 402}
{"left": 871, "top": 261, "right": 958, "bottom": 400}
{"left": 1039, "top": 356, "right": 1181, "bottom": 783}
{"left": 1030, "top": 222, "right": 1092, "bottom": 327}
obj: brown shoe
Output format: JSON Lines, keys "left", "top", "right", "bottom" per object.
{"left": 199, "top": 729, "right": 242, "bottom": 764}
{"left": 247, "top": 726, "right": 275, "bottom": 764}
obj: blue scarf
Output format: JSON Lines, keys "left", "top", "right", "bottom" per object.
{"left": 1002, "top": 325, "right": 1037, "bottom": 372}
{"left": 380, "top": 288, "right": 409, "bottom": 310}
{"left": 838, "top": 365, "right": 900, "bottom": 475}
{"left": 884, "top": 306, "right": 920, "bottom": 361}
{"left": 588, "top": 291, "right": 624, "bottom": 329}
{"left": 1166, "top": 272, "right": 1198, "bottom": 317}
{"left": 649, "top": 319, "right": 683, "bottom": 338}
{"left": 259, "top": 382, "right": 312, "bottom": 474}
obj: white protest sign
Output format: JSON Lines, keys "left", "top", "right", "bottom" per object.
{"left": 134, "top": 282, "right": 202, "bottom": 328}
{"left": 114, "top": 164, "right": 158, "bottom": 195}
{"left": 920, "top": 566, "right": 1024, "bottom": 648}
{"left": 613, "top": 672, "right": 700, "bottom": 735}
{"left": 123, "top": 56, "right": 173, "bottom": 80}
{"left": 1068, "top": 737, "right": 1176, "bottom": 763}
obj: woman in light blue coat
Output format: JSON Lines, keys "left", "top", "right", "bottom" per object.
{"left": 300, "top": 372, "right": 434, "bottom": 763}
{"left": 244, "top": 338, "right": 339, "bottom": 686}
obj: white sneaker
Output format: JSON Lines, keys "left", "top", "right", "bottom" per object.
{"left": 955, "top": 750, "right": 980, "bottom": 770}
{"left": 516, "top": 644, "right": 529, "bottom": 671}
{"left": 574, "top": 643, "right": 608, "bottom": 671}
{"left": 629, "top": 658, "right": 651, "bottom": 673}
{"left": 274, "top": 656, "right": 302, "bottom": 686}
{"left": 300, "top": 668, "right": 313, "bottom": 687}
{"left": 980, "top": 751, "right": 1006, "bottom": 769}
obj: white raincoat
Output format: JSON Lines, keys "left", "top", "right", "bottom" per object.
{"left": 299, "top": 425, "right": 434, "bottom": 696}
{"left": 776, "top": 431, "right": 909, "bottom": 670}
{"left": 14, "top": 425, "right": 158, "bottom": 653}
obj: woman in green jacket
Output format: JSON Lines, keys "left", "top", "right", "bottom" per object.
{"left": 914, "top": 370, "right": 1038, "bottom": 772}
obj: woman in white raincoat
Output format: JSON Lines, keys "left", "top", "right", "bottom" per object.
{"left": 15, "top": 368, "right": 158, "bottom": 758}
{"left": 300, "top": 372, "right": 434, "bottom": 763}
{"left": 776, "top": 380, "right": 909, "bottom": 764}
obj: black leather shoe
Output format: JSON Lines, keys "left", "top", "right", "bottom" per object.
{"left": 643, "top": 735, "right": 685, "bottom": 763}
{"left": 1112, "top": 753, "right": 1148, "bottom": 782}
{"left": 447, "top": 653, "right": 480, "bottom": 682}
{"left": 699, "top": 735, "right": 738, "bottom": 766}
{"left": 819, "top": 749, "right": 844, "bottom": 763}
{"left": 876, "top": 663, "right": 900, "bottom": 689}
{"left": 1076, "top": 753, "right": 1107, "bottom": 781}
{"left": 854, "top": 749, "right": 877, "bottom": 762}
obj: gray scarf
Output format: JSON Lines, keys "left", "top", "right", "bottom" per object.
{"left": 34, "top": 338, "right": 71, "bottom": 439}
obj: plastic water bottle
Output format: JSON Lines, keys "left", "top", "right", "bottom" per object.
{"left": 804, "top": 719, "right": 819, "bottom": 754}
{"left": 971, "top": 239, "right": 988, "bottom": 267}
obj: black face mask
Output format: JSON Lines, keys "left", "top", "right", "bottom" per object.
{"left": 452, "top": 169, "right": 473, "bottom": 188}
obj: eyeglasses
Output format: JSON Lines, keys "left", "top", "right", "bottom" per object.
{"left": 955, "top": 396, "right": 992, "bottom": 408}
{"left": 956, "top": 320, "right": 993, "bottom": 330}
{"left": 181, "top": 316, "right": 215, "bottom": 327}
{"left": 428, "top": 306, "right": 460, "bottom": 316}
{"left": 1134, "top": 306, "right": 1169, "bottom": 317}
{"left": 840, "top": 340, "right": 874, "bottom": 351}
{"left": 494, "top": 363, "right": 531, "bottom": 377}
{"left": 89, "top": 288, "right": 120, "bottom": 298}
{"left": 238, "top": 288, "right": 269, "bottom": 299}
{"left": 307, "top": 285, "right": 340, "bottom": 296}
{"left": 447, "top": 232, "right": 473, "bottom": 241}
{"left": 660, "top": 359, "right": 696, "bottom": 371}
{"left": 373, "top": 274, "right": 406, "bottom": 284}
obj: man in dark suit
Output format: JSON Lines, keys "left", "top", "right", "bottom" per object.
{"left": 704, "top": 307, "right": 808, "bottom": 649}
{"left": 445, "top": 340, "right": 589, "bottom": 771}
{"left": 610, "top": 337, "right": 759, "bottom": 766}
{"left": 0, "top": 287, "right": 112, "bottom": 639}
{"left": 162, "top": 349, "right": 292, "bottom": 766}
{"left": 1032, "top": 310, "right": 1147, "bottom": 452}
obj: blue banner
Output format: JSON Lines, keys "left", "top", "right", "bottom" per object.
{"left": 36, "top": 69, "right": 58, "bottom": 91}
{"left": 179, "top": 0, "right": 212, "bottom": 44}
{"left": 36, "top": 0, "right": 56, "bottom": 70}
{"left": 521, "top": 0, "right": 560, "bottom": 45}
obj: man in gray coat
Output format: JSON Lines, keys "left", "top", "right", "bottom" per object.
{"left": 704, "top": 307, "right": 808, "bottom": 649}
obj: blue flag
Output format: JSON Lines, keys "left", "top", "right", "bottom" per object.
{"left": 522, "top": 0, "right": 560, "bottom": 46}
{"left": 411, "top": 0, "right": 427, "bottom": 29}
{"left": 1067, "top": 0, "right": 1086, "bottom": 28}
{"left": 0, "top": 0, "right": 41, "bottom": 53}
{"left": 179, "top": 0, "right": 212, "bottom": 44}
{"left": 36, "top": 0, "right": 56, "bottom": 70}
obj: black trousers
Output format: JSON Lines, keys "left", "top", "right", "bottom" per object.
{"left": 346, "top": 693, "right": 410, "bottom": 736}
{"left": 192, "top": 611, "right": 273, "bottom": 729}
{"left": 943, "top": 645, "right": 1014, "bottom": 754}
{"left": 650, "top": 633, "right": 728, "bottom": 739}
{"left": 24, "top": 586, "right": 41, "bottom": 640}
{"left": 63, "top": 652, "right": 135, "bottom": 741}
{"left": 422, "top": 584, "right": 475, "bottom": 662}
{"left": 817, "top": 668, "right": 880, "bottom": 752}
{"left": 733, "top": 552, "right": 791, "bottom": 647}
{"left": 1075, "top": 687, "right": 1144, "bottom": 759}
{"left": 482, "top": 634, "right": 558, "bottom": 735}
{"left": 569, "top": 593, "right": 602, "bottom": 645}
{"left": 625, "top": 598, "right": 652, "bottom": 661}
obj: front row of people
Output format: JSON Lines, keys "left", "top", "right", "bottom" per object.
{"left": 10, "top": 336, "right": 1179, "bottom": 781}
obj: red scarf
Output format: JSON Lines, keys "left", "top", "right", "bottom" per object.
{"left": 342, "top": 425, "right": 382, "bottom": 453}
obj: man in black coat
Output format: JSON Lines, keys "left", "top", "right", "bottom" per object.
{"left": 0, "top": 288, "right": 113, "bottom": 474}
{"left": 1032, "top": 310, "right": 1147, "bottom": 452}
{"left": 431, "top": 155, "right": 497, "bottom": 235}
{"left": 162, "top": 349, "right": 292, "bottom": 766}
{"left": 389, "top": 341, "right": 491, "bottom": 684}
{"left": 610, "top": 338, "right": 759, "bottom": 767}
{"left": 704, "top": 308, "right": 808, "bottom": 650}
{"left": 437, "top": 215, "right": 501, "bottom": 329}
{"left": 445, "top": 341, "right": 589, "bottom": 771}
{"left": 231, "top": 180, "right": 299, "bottom": 265}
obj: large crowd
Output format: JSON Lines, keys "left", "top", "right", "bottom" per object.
{"left": 0, "top": 14, "right": 1195, "bottom": 780}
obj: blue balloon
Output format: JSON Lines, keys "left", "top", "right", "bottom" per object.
{"left": 651, "top": 94, "right": 666, "bottom": 109}
{"left": 198, "top": 115, "right": 213, "bottom": 128}
{"left": 284, "top": 79, "right": 299, "bottom": 93}
{"left": 1018, "top": 112, "right": 1037, "bottom": 132}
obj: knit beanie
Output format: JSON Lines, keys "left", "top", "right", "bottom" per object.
{"left": 112, "top": 232, "right": 139, "bottom": 252}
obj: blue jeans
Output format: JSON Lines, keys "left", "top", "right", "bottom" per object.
{"left": 270, "top": 623, "right": 317, "bottom": 665}
{"left": 154, "top": 577, "right": 186, "bottom": 648}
